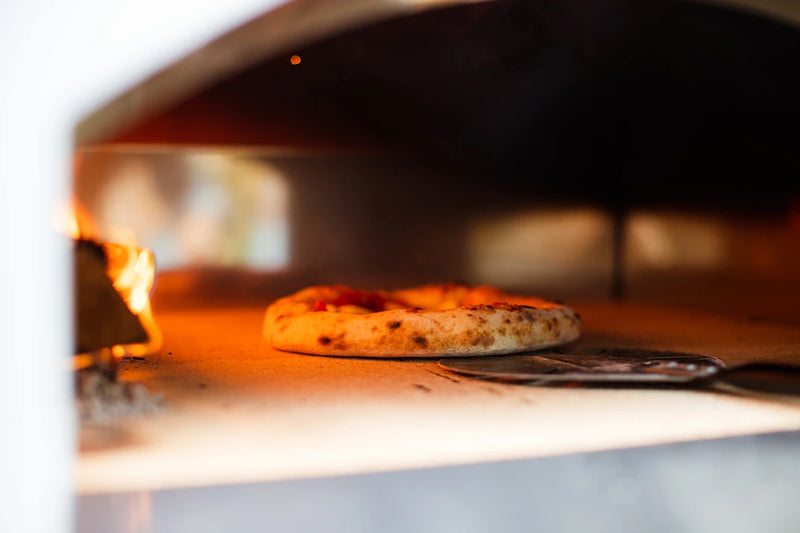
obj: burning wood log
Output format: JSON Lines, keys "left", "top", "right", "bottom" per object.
{"left": 73, "top": 233, "right": 161, "bottom": 382}
{"left": 75, "top": 238, "right": 149, "bottom": 355}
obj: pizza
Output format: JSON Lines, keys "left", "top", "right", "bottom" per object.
{"left": 263, "top": 283, "right": 581, "bottom": 357}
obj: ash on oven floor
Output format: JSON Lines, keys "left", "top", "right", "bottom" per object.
{"left": 76, "top": 368, "right": 165, "bottom": 423}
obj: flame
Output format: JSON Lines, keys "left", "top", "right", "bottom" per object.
{"left": 57, "top": 201, "right": 162, "bottom": 361}
{"left": 103, "top": 240, "right": 162, "bottom": 357}
{"left": 53, "top": 200, "right": 97, "bottom": 240}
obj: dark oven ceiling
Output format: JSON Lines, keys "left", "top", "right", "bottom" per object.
{"left": 100, "top": 0, "right": 800, "bottom": 206}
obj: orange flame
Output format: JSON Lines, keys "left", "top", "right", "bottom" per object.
{"left": 57, "top": 201, "right": 162, "bottom": 360}
{"left": 53, "top": 200, "right": 96, "bottom": 240}
{"left": 104, "top": 240, "right": 162, "bottom": 357}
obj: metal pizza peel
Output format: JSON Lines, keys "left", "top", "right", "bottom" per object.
{"left": 437, "top": 348, "right": 800, "bottom": 398}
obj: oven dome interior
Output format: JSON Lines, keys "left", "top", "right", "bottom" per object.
{"left": 74, "top": 0, "right": 800, "bottom": 321}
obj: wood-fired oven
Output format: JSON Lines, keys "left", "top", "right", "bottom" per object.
{"left": 3, "top": 1, "right": 800, "bottom": 532}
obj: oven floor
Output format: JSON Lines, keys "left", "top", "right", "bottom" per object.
{"left": 76, "top": 301, "right": 800, "bottom": 493}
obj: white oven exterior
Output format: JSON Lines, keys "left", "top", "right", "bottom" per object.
{"left": 0, "top": 3, "right": 283, "bottom": 532}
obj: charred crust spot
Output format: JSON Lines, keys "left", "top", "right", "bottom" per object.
{"left": 276, "top": 314, "right": 291, "bottom": 321}
{"left": 504, "top": 318, "right": 511, "bottom": 324}
{"left": 318, "top": 336, "right": 332, "bottom": 345}
{"left": 472, "top": 335, "right": 495, "bottom": 347}
{"left": 413, "top": 336, "right": 428, "bottom": 347}
{"left": 545, "top": 321, "right": 553, "bottom": 331}
{"left": 413, "top": 384, "right": 432, "bottom": 393}
{"left": 388, "top": 320, "right": 402, "bottom": 329}
{"left": 334, "top": 342, "right": 348, "bottom": 350}
{"left": 371, "top": 325, "right": 378, "bottom": 332}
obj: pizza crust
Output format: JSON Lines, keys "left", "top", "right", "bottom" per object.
{"left": 263, "top": 284, "right": 581, "bottom": 357}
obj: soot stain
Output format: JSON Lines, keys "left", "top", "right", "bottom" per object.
{"left": 318, "top": 335, "right": 332, "bottom": 345}
{"left": 388, "top": 320, "right": 402, "bottom": 329}
{"left": 413, "top": 336, "right": 428, "bottom": 347}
